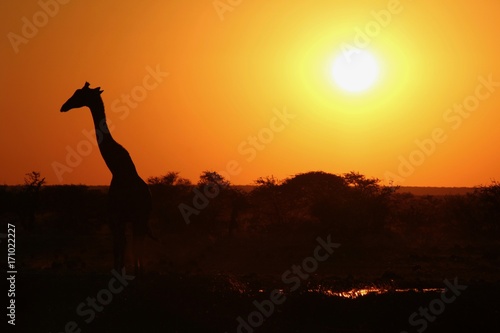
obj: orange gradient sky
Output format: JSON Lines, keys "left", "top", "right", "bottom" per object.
{"left": 1, "top": 0, "right": 500, "bottom": 186}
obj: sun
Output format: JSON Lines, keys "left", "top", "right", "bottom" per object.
{"left": 332, "top": 50, "right": 380, "bottom": 93}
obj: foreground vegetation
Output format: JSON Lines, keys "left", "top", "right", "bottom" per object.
{"left": 3, "top": 171, "right": 499, "bottom": 332}
{"left": 2, "top": 170, "right": 499, "bottom": 248}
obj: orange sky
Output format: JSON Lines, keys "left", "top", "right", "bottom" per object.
{"left": 1, "top": 0, "right": 500, "bottom": 186}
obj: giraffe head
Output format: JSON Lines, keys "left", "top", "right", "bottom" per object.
{"left": 60, "top": 82, "right": 104, "bottom": 112}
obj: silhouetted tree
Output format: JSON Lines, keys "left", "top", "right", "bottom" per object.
{"left": 272, "top": 171, "right": 394, "bottom": 240}
{"left": 195, "top": 171, "right": 232, "bottom": 232}
{"left": 468, "top": 181, "right": 500, "bottom": 238}
{"left": 280, "top": 172, "right": 349, "bottom": 230}
{"left": 342, "top": 172, "right": 395, "bottom": 235}
{"left": 20, "top": 171, "right": 46, "bottom": 229}
{"left": 253, "top": 176, "right": 284, "bottom": 225}
{"left": 198, "top": 171, "right": 231, "bottom": 189}
{"left": 343, "top": 171, "right": 379, "bottom": 193}
{"left": 148, "top": 171, "right": 191, "bottom": 188}
{"left": 228, "top": 188, "right": 248, "bottom": 235}
{"left": 195, "top": 171, "right": 250, "bottom": 236}
{"left": 147, "top": 171, "right": 192, "bottom": 229}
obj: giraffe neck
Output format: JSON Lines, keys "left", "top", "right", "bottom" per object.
{"left": 89, "top": 97, "right": 139, "bottom": 178}
{"left": 89, "top": 97, "right": 113, "bottom": 142}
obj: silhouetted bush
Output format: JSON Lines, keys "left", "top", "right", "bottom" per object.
{"left": 148, "top": 171, "right": 193, "bottom": 231}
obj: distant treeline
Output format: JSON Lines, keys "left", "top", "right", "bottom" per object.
{"left": 1, "top": 171, "right": 499, "bottom": 246}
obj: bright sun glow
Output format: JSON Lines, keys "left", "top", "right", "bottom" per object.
{"left": 332, "top": 50, "right": 380, "bottom": 93}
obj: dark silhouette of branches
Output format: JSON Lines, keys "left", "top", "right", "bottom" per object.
{"left": 147, "top": 172, "right": 192, "bottom": 229}
{"left": 21, "top": 171, "right": 46, "bottom": 229}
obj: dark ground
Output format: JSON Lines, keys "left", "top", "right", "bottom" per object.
{"left": 10, "top": 228, "right": 500, "bottom": 333}
{"left": 17, "top": 270, "right": 500, "bottom": 333}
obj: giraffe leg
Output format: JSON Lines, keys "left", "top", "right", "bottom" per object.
{"left": 112, "top": 219, "right": 126, "bottom": 271}
{"left": 132, "top": 220, "right": 146, "bottom": 276}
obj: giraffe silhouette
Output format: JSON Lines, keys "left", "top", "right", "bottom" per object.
{"left": 61, "top": 82, "right": 152, "bottom": 275}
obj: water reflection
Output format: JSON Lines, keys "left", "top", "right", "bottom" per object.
{"left": 311, "top": 286, "right": 446, "bottom": 299}
{"left": 257, "top": 286, "right": 446, "bottom": 299}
